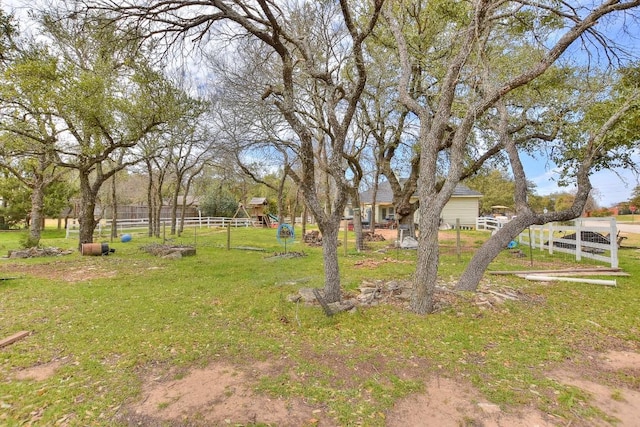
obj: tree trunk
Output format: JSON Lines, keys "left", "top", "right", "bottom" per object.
{"left": 396, "top": 209, "right": 417, "bottom": 241}
{"left": 179, "top": 176, "right": 195, "bottom": 235}
{"left": 154, "top": 199, "right": 162, "bottom": 238}
{"left": 456, "top": 215, "right": 534, "bottom": 291}
{"left": 27, "top": 179, "right": 45, "bottom": 247}
{"left": 277, "top": 173, "right": 287, "bottom": 226}
{"left": 370, "top": 173, "right": 379, "bottom": 232}
{"left": 395, "top": 198, "right": 418, "bottom": 240}
{"left": 351, "top": 191, "right": 364, "bottom": 252}
{"left": 291, "top": 190, "right": 300, "bottom": 227}
{"left": 170, "top": 182, "right": 180, "bottom": 235}
{"left": 301, "top": 204, "right": 307, "bottom": 237}
{"left": 146, "top": 160, "right": 154, "bottom": 237}
{"left": 319, "top": 222, "right": 341, "bottom": 302}
{"left": 77, "top": 175, "right": 98, "bottom": 250}
{"left": 411, "top": 204, "right": 441, "bottom": 314}
{"left": 110, "top": 173, "right": 118, "bottom": 240}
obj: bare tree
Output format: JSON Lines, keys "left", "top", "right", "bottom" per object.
{"left": 87, "top": 0, "right": 385, "bottom": 303}
{"left": 167, "top": 111, "right": 216, "bottom": 235}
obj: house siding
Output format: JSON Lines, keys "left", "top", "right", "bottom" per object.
{"left": 440, "top": 198, "right": 479, "bottom": 227}
{"left": 359, "top": 182, "right": 483, "bottom": 228}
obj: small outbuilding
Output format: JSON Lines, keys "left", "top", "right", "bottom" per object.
{"left": 248, "top": 197, "right": 271, "bottom": 227}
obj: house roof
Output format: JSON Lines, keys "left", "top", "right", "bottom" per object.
{"left": 249, "top": 197, "right": 268, "bottom": 206}
{"left": 360, "top": 181, "right": 482, "bottom": 204}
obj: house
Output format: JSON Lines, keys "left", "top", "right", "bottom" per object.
{"left": 359, "top": 181, "right": 483, "bottom": 228}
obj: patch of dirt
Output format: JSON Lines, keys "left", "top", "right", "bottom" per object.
{"left": 352, "top": 257, "right": 412, "bottom": 269}
{"left": 7, "top": 339, "right": 637, "bottom": 425}
{"left": 0, "top": 259, "right": 118, "bottom": 283}
{"left": 386, "top": 376, "right": 557, "bottom": 427}
{"left": 601, "top": 350, "right": 640, "bottom": 371}
{"left": 12, "top": 360, "right": 63, "bottom": 381}
{"left": 547, "top": 350, "right": 640, "bottom": 426}
{"left": 120, "top": 362, "right": 324, "bottom": 427}
{"left": 114, "top": 350, "right": 640, "bottom": 426}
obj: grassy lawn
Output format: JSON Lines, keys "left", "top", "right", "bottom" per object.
{"left": 0, "top": 226, "right": 638, "bottom": 426}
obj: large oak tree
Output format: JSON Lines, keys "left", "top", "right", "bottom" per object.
{"left": 383, "top": 0, "right": 640, "bottom": 313}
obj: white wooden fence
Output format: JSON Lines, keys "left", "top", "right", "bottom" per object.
{"left": 518, "top": 218, "right": 618, "bottom": 268}
{"left": 476, "top": 216, "right": 510, "bottom": 232}
{"left": 66, "top": 216, "right": 253, "bottom": 239}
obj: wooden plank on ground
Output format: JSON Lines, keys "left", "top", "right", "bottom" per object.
{"left": 489, "top": 268, "right": 622, "bottom": 275}
{"left": 516, "top": 271, "right": 629, "bottom": 278}
{"left": 0, "top": 331, "right": 30, "bottom": 348}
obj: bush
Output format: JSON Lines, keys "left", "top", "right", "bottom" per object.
{"left": 200, "top": 189, "right": 239, "bottom": 217}
{"left": 590, "top": 209, "right": 614, "bottom": 217}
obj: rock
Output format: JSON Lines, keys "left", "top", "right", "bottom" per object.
{"left": 363, "top": 231, "right": 386, "bottom": 242}
{"left": 7, "top": 247, "right": 74, "bottom": 259}
{"left": 400, "top": 236, "right": 419, "bottom": 249}
{"left": 140, "top": 244, "right": 196, "bottom": 257}
{"left": 303, "top": 230, "right": 322, "bottom": 246}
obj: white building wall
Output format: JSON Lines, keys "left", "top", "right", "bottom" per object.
{"left": 440, "top": 198, "right": 479, "bottom": 227}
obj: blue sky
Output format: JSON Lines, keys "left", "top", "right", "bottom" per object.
{"left": 523, "top": 153, "right": 640, "bottom": 207}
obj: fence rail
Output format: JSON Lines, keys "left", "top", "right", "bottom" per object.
{"left": 518, "top": 218, "right": 618, "bottom": 268}
{"left": 65, "top": 216, "right": 253, "bottom": 238}
{"left": 476, "top": 216, "right": 510, "bottom": 232}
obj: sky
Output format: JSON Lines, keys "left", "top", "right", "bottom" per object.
{"left": 524, "top": 153, "right": 640, "bottom": 207}
{"left": 4, "top": 0, "right": 639, "bottom": 208}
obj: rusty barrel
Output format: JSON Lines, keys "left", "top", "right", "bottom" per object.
{"left": 81, "top": 242, "right": 110, "bottom": 256}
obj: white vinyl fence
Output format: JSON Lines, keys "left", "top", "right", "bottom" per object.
{"left": 66, "top": 216, "right": 253, "bottom": 239}
{"left": 476, "top": 216, "right": 510, "bottom": 232}
{"left": 518, "top": 218, "right": 618, "bottom": 268}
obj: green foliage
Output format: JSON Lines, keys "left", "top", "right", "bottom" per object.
{"left": 465, "top": 170, "right": 515, "bottom": 215}
{"left": 553, "top": 192, "right": 575, "bottom": 212}
{"left": 0, "top": 173, "right": 29, "bottom": 228}
{"left": 629, "top": 185, "right": 640, "bottom": 208}
{"left": 0, "top": 8, "right": 15, "bottom": 51}
{"left": 43, "top": 178, "right": 77, "bottom": 217}
{"left": 590, "top": 208, "right": 614, "bottom": 217}
{"left": 200, "top": 188, "right": 239, "bottom": 217}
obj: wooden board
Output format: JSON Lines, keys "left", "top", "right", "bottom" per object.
{"left": 489, "top": 268, "right": 622, "bottom": 275}
{"left": 516, "top": 271, "right": 629, "bottom": 278}
{"left": 0, "top": 330, "right": 30, "bottom": 348}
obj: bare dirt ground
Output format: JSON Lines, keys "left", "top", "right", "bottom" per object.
{"left": 5, "top": 233, "right": 640, "bottom": 425}
{"left": 12, "top": 350, "right": 639, "bottom": 426}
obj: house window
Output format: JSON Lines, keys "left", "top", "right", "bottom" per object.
{"left": 381, "top": 207, "right": 395, "bottom": 220}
